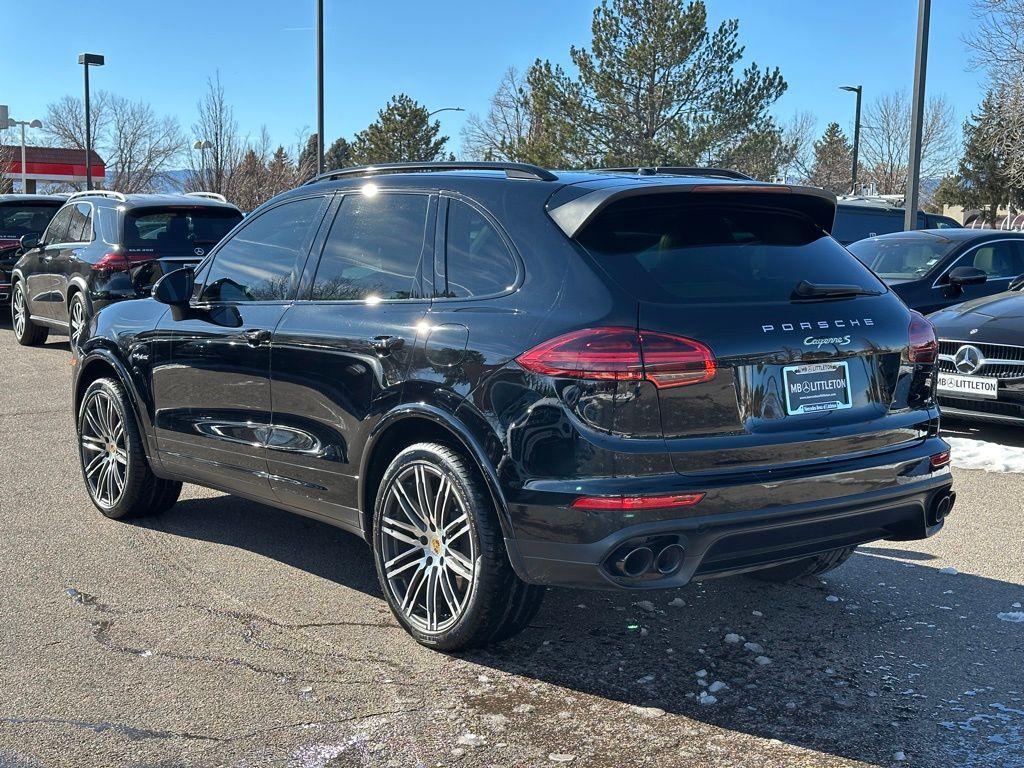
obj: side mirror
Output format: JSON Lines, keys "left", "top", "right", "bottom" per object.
{"left": 19, "top": 233, "right": 40, "bottom": 250}
{"left": 152, "top": 267, "right": 195, "bottom": 307}
{"left": 948, "top": 265, "right": 987, "bottom": 288}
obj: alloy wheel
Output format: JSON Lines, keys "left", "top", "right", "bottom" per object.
{"left": 379, "top": 462, "right": 476, "bottom": 633}
{"left": 80, "top": 390, "right": 128, "bottom": 509}
{"left": 12, "top": 285, "right": 26, "bottom": 339}
{"left": 70, "top": 298, "right": 85, "bottom": 340}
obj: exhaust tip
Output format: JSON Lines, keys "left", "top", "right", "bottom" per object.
{"left": 934, "top": 494, "right": 951, "bottom": 522}
{"left": 618, "top": 547, "right": 655, "bottom": 578}
{"left": 655, "top": 543, "right": 685, "bottom": 574}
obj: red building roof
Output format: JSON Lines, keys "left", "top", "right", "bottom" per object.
{"left": 2, "top": 145, "right": 105, "bottom": 181}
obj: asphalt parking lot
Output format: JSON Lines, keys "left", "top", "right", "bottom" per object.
{"left": 0, "top": 318, "right": 1022, "bottom": 768}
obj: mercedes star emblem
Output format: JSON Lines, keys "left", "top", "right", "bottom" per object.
{"left": 954, "top": 344, "right": 985, "bottom": 375}
{"left": 193, "top": 247, "right": 205, "bottom": 256}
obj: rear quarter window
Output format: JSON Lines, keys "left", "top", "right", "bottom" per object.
{"left": 576, "top": 200, "right": 884, "bottom": 305}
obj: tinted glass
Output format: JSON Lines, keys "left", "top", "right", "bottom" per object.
{"left": 201, "top": 196, "right": 325, "bottom": 303}
{"left": 312, "top": 193, "right": 429, "bottom": 301}
{"left": 438, "top": 199, "right": 516, "bottom": 298}
{"left": 124, "top": 207, "right": 242, "bottom": 252}
{"left": 848, "top": 237, "right": 956, "bottom": 279}
{"left": 967, "top": 241, "right": 1024, "bottom": 278}
{"left": 67, "top": 203, "right": 93, "bottom": 242}
{"left": 577, "top": 201, "right": 883, "bottom": 304}
{"left": 43, "top": 206, "right": 74, "bottom": 243}
{"left": 0, "top": 202, "right": 62, "bottom": 239}
{"left": 831, "top": 207, "right": 904, "bottom": 244}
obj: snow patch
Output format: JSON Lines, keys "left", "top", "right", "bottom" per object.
{"left": 946, "top": 437, "right": 1024, "bottom": 474}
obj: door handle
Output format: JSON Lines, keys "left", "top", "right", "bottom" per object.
{"left": 244, "top": 329, "right": 272, "bottom": 347}
{"left": 370, "top": 335, "right": 405, "bottom": 354}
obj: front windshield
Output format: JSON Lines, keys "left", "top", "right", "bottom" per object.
{"left": 848, "top": 237, "right": 956, "bottom": 280}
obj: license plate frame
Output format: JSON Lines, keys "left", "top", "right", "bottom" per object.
{"left": 783, "top": 361, "right": 853, "bottom": 415}
{"left": 937, "top": 372, "right": 999, "bottom": 400}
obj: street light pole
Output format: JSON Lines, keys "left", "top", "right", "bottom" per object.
{"left": 193, "top": 140, "right": 212, "bottom": 189}
{"left": 427, "top": 107, "right": 465, "bottom": 119}
{"left": 1, "top": 112, "right": 43, "bottom": 193}
{"left": 840, "top": 85, "right": 862, "bottom": 194}
{"left": 316, "top": 0, "right": 324, "bottom": 174}
{"left": 78, "top": 53, "right": 105, "bottom": 190}
{"left": 904, "top": 0, "right": 931, "bottom": 231}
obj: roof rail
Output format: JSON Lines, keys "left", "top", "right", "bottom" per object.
{"left": 305, "top": 161, "right": 558, "bottom": 184}
{"left": 65, "top": 190, "right": 127, "bottom": 203}
{"left": 186, "top": 191, "right": 229, "bottom": 203}
{"left": 595, "top": 166, "right": 753, "bottom": 181}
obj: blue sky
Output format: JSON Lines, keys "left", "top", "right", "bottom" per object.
{"left": 0, "top": 0, "right": 985, "bottom": 156}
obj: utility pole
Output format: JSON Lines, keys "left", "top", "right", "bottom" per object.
{"left": 840, "top": 86, "right": 863, "bottom": 194}
{"left": 904, "top": 0, "right": 931, "bottom": 231}
{"left": 316, "top": 0, "right": 324, "bottom": 174}
{"left": 78, "top": 53, "right": 105, "bottom": 190}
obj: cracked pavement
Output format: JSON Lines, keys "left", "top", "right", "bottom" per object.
{"left": 1, "top": 318, "right": 1022, "bottom": 768}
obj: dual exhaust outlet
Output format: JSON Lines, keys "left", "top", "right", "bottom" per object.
{"left": 929, "top": 491, "right": 955, "bottom": 527}
{"left": 614, "top": 542, "right": 685, "bottom": 579}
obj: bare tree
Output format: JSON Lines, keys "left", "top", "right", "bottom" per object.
{"left": 104, "top": 96, "right": 183, "bottom": 192}
{"left": 779, "top": 111, "right": 817, "bottom": 182}
{"left": 461, "top": 67, "right": 534, "bottom": 161}
{"left": 966, "top": 0, "right": 1024, "bottom": 72}
{"left": 859, "top": 90, "right": 958, "bottom": 197}
{"left": 42, "top": 92, "right": 111, "bottom": 154}
{"left": 187, "top": 73, "right": 245, "bottom": 196}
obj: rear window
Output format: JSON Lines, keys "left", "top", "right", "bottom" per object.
{"left": 123, "top": 207, "right": 242, "bottom": 251}
{"left": 847, "top": 237, "right": 956, "bottom": 280}
{"left": 0, "top": 202, "right": 62, "bottom": 239}
{"left": 576, "top": 201, "right": 883, "bottom": 304}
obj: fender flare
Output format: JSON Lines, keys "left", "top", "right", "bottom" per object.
{"left": 358, "top": 402, "right": 513, "bottom": 539}
{"left": 74, "top": 346, "right": 161, "bottom": 468}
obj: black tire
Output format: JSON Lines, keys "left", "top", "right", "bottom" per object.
{"left": 12, "top": 280, "right": 48, "bottom": 346}
{"left": 372, "top": 442, "right": 543, "bottom": 651}
{"left": 748, "top": 546, "right": 856, "bottom": 583}
{"left": 77, "top": 376, "right": 182, "bottom": 520}
{"left": 68, "top": 292, "right": 89, "bottom": 342}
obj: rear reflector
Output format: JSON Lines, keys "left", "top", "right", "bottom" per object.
{"left": 907, "top": 311, "right": 938, "bottom": 364}
{"left": 572, "top": 492, "right": 705, "bottom": 511}
{"left": 930, "top": 451, "right": 951, "bottom": 469}
{"left": 516, "top": 327, "right": 716, "bottom": 388}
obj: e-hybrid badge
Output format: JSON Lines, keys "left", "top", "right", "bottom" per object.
{"left": 783, "top": 361, "right": 853, "bottom": 415}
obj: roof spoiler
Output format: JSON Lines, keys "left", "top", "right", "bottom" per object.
{"left": 548, "top": 183, "right": 837, "bottom": 239}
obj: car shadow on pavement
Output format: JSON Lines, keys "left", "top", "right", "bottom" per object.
{"left": 942, "top": 419, "right": 1024, "bottom": 449}
{"left": 145, "top": 493, "right": 1023, "bottom": 766}
{"left": 464, "top": 552, "right": 1023, "bottom": 767}
{"left": 137, "top": 494, "right": 383, "bottom": 598}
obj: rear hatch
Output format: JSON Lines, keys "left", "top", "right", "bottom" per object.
{"left": 571, "top": 187, "right": 934, "bottom": 474}
{"left": 121, "top": 205, "right": 242, "bottom": 288}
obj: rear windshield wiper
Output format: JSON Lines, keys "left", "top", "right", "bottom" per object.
{"left": 791, "top": 280, "right": 881, "bottom": 300}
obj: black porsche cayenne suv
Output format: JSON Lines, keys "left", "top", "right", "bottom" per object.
{"left": 70, "top": 162, "right": 955, "bottom": 650}
{"left": 11, "top": 190, "right": 242, "bottom": 345}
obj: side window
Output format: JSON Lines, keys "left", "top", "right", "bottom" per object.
{"left": 44, "top": 206, "right": 73, "bottom": 244}
{"left": 67, "top": 204, "right": 93, "bottom": 243}
{"left": 200, "top": 196, "right": 326, "bottom": 303}
{"left": 311, "top": 192, "right": 429, "bottom": 301}
{"left": 437, "top": 199, "right": 517, "bottom": 299}
{"left": 970, "top": 241, "right": 1024, "bottom": 279}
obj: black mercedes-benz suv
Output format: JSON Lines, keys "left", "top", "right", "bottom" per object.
{"left": 1, "top": 193, "right": 66, "bottom": 307}
{"left": 12, "top": 190, "right": 242, "bottom": 345}
{"left": 70, "top": 162, "right": 955, "bottom": 650}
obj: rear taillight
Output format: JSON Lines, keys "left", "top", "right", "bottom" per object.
{"left": 93, "top": 252, "right": 157, "bottom": 272}
{"left": 907, "top": 311, "right": 938, "bottom": 364}
{"left": 515, "top": 327, "right": 716, "bottom": 388}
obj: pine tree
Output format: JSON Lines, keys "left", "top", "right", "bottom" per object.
{"left": 350, "top": 95, "right": 448, "bottom": 165}
{"left": 519, "top": 0, "right": 786, "bottom": 170}
{"left": 325, "top": 136, "right": 352, "bottom": 170}
{"left": 808, "top": 122, "right": 853, "bottom": 194}
{"left": 935, "top": 90, "right": 1022, "bottom": 224}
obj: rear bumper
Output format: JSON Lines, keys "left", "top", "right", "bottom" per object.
{"left": 506, "top": 439, "right": 954, "bottom": 589}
